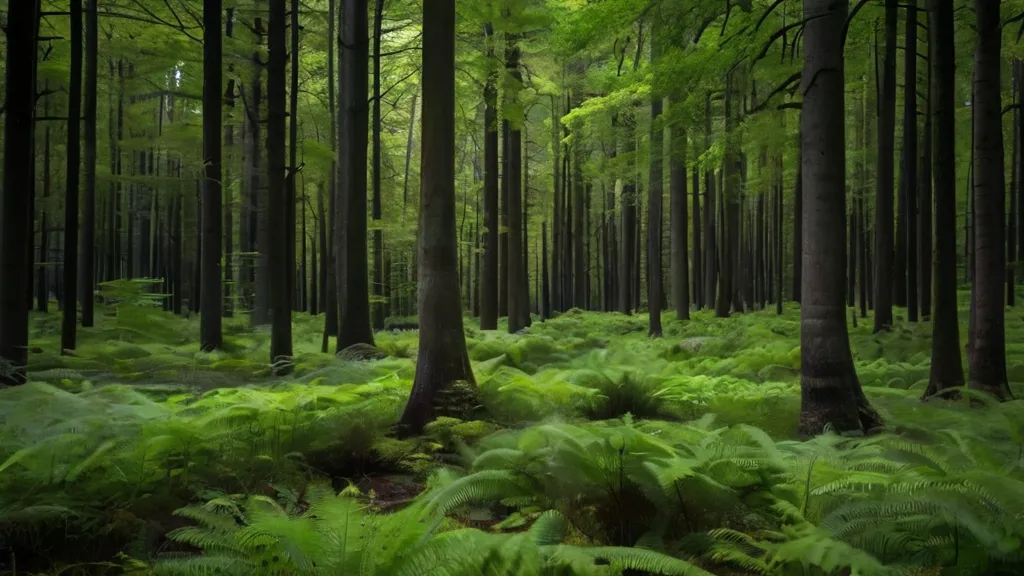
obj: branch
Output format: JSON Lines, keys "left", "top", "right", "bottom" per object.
{"left": 371, "top": 66, "right": 421, "bottom": 104}
{"left": 1003, "top": 103, "right": 1020, "bottom": 116}
{"left": 753, "top": 0, "right": 786, "bottom": 35}
{"left": 746, "top": 72, "right": 802, "bottom": 116}
{"left": 842, "top": 0, "right": 871, "bottom": 47}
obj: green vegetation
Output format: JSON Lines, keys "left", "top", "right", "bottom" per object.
{"left": 4, "top": 296, "right": 1024, "bottom": 575}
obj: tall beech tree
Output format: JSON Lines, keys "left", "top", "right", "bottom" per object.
{"left": 799, "top": 0, "right": 882, "bottom": 436}
{"left": 200, "top": 0, "right": 224, "bottom": 351}
{"left": 399, "top": 0, "right": 474, "bottom": 434}
{"left": 873, "top": 0, "right": 898, "bottom": 333}
{"left": 0, "top": 0, "right": 38, "bottom": 383}
{"left": 968, "top": 0, "right": 1012, "bottom": 401}
{"left": 337, "top": 0, "right": 375, "bottom": 351}
{"left": 924, "top": 0, "right": 963, "bottom": 398}
{"left": 480, "top": 24, "right": 499, "bottom": 330}
{"left": 61, "top": 0, "right": 84, "bottom": 353}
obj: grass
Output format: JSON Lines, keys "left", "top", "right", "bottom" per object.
{"left": 3, "top": 290, "right": 1024, "bottom": 575}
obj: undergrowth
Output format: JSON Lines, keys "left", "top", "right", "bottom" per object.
{"left": 3, "top": 292, "right": 1024, "bottom": 575}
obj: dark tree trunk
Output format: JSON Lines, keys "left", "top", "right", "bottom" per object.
{"left": 480, "top": 24, "right": 499, "bottom": 330}
{"left": 61, "top": 0, "right": 84, "bottom": 353}
{"left": 37, "top": 91, "right": 52, "bottom": 314}
{"left": 967, "top": 0, "right": 1012, "bottom": 401}
{"left": 507, "top": 40, "right": 529, "bottom": 333}
{"left": 542, "top": 221, "right": 551, "bottom": 319}
{"left": 775, "top": 154, "right": 784, "bottom": 315}
{"left": 398, "top": 0, "right": 474, "bottom": 435}
{"left": 321, "top": 0, "right": 338, "bottom": 349}
{"left": 692, "top": 139, "right": 702, "bottom": 308}
{"left": 619, "top": 113, "right": 638, "bottom": 315}
{"left": 337, "top": 0, "right": 374, "bottom": 350}
{"left": 904, "top": 1, "right": 919, "bottom": 321}
{"left": 250, "top": 15, "right": 270, "bottom": 326}
{"left": 572, "top": 130, "right": 586, "bottom": 310}
{"left": 703, "top": 94, "right": 717, "bottom": 310}
{"left": 919, "top": 34, "right": 933, "bottom": 318}
{"left": 924, "top": 0, "right": 964, "bottom": 397}
{"left": 200, "top": 0, "right": 224, "bottom": 351}
{"left": 269, "top": 0, "right": 293, "bottom": 372}
{"left": 671, "top": 111, "right": 690, "bottom": 320}
{"left": 499, "top": 119, "right": 510, "bottom": 318}
{"left": 0, "top": 0, "right": 38, "bottom": 382}
{"left": 551, "top": 97, "right": 562, "bottom": 313}
{"left": 1009, "top": 60, "right": 1019, "bottom": 308}
{"left": 288, "top": 0, "right": 301, "bottom": 313}
{"left": 81, "top": 0, "right": 98, "bottom": 327}
{"left": 791, "top": 149, "right": 802, "bottom": 304}
{"left": 648, "top": 85, "right": 665, "bottom": 335}
{"left": 799, "top": 0, "right": 882, "bottom": 436}
{"left": 716, "top": 81, "right": 738, "bottom": 319}
{"left": 873, "top": 0, "right": 898, "bottom": 332}
{"left": 371, "top": 0, "right": 386, "bottom": 329}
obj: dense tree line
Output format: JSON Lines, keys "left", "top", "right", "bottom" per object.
{"left": 0, "top": 0, "right": 1021, "bottom": 434}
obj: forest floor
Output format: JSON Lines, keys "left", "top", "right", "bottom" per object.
{"left": 2, "top": 290, "right": 1024, "bottom": 575}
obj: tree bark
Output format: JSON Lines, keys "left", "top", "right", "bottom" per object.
{"left": 0, "top": 0, "right": 38, "bottom": 382}
{"left": 61, "top": 0, "right": 84, "bottom": 353}
{"left": 200, "top": 0, "right": 224, "bottom": 351}
{"left": 480, "top": 24, "right": 499, "bottom": 330}
{"left": 371, "top": 0, "right": 386, "bottom": 329}
{"left": 269, "top": 0, "right": 293, "bottom": 372}
{"left": 80, "top": 0, "right": 99, "bottom": 327}
{"left": 967, "top": 0, "right": 1012, "bottom": 401}
{"left": 336, "top": 0, "right": 374, "bottom": 350}
{"left": 399, "top": 0, "right": 474, "bottom": 435}
{"left": 670, "top": 106, "right": 690, "bottom": 321}
{"left": 648, "top": 84, "right": 665, "bottom": 335}
{"left": 799, "top": 0, "right": 882, "bottom": 436}
{"left": 924, "top": 0, "right": 964, "bottom": 398}
{"left": 507, "top": 39, "right": 529, "bottom": 333}
{"left": 873, "top": 0, "right": 898, "bottom": 332}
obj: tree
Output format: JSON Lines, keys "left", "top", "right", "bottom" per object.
{"left": 61, "top": 0, "right": 84, "bottom": 354}
{"left": 873, "top": 0, "right": 897, "bottom": 333}
{"left": 200, "top": 0, "right": 224, "bottom": 351}
{"left": 923, "top": 0, "right": 963, "bottom": 398}
{"left": 81, "top": 0, "right": 99, "bottom": 328}
{"left": 967, "top": 0, "right": 1012, "bottom": 401}
{"left": 799, "top": 0, "right": 882, "bottom": 436}
{"left": 648, "top": 51, "right": 664, "bottom": 336}
{"left": 480, "top": 24, "right": 499, "bottom": 330}
{"left": 0, "top": 0, "right": 39, "bottom": 383}
{"left": 399, "top": 0, "right": 474, "bottom": 435}
{"left": 670, "top": 106, "right": 689, "bottom": 321}
{"left": 336, "top": 0, "right": 375, "bottom": 351}
{"left": 268, "top": 0, "right": 293, "bottom": 372}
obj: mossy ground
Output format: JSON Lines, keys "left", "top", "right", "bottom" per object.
{"left": 3, "top": 292, "right": 1024, "bottom": 575}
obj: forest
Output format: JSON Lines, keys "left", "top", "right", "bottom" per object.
{"left": 2, "top": 0, "right": 1024, "bottom": 573}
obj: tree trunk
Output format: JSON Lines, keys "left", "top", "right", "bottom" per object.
{"left": 371, "top": 0, "right": 386, "bottom": 329}
{"left": 398, "top": 0, "right": 474, "bottom": 435}
{"left": 542, "top": 221, "right": 551, "bottom": 319}
{"left": 873, "top": 0, "right": 898, "bottom": 332}
{"left": 269, "top": 0, "right": 293, "bottom": 372}
{"left": 791, "top": 147, "right": 802, "bottom": 304}
{"left": 648, "top": 83, "right": 665, "bottom": 335}
{"left": 337, "top": 0, "right": 374, "bottom": 350}
{"left": 0, "top": 0, "right": 38, "bottom": 382}
{"left": 250, "top": 15, "right": 270, "bottom": 326}
{"left": 507, "top": 40, "right": 529, "bottom": 333}
{"left": 692, "top": 139, "right": 702, "bottom": 308}
{"left": 967, "top": 0, "right": 1012, "bottom": 401}
{"left": 499, "top": 119, "right": 510, "bottom": 318}
{"left": 799, "top": 0, "right": 882, "bottom": 436}
{"left": 703, "top": 94, "right": 717, "bottom": 310}
{"left": 619, "top": 113, "right": 638, "bottom": 315}
{"left": 671, "top": 108, "right": 690, "bottom": 321}
{"left": 919, "top": 32, "right": 932, "bottom": 319}
{"left": 200, "top": 0, "right": 224, "bottom": 351}
{"left": 61, "top": 0, "right": 84, "bottom": 353}
{"left": 1009, "top": 60, "right": 1019, "bottom": 308}
{"left": 904, "top": 1, "right": 919, "bottom": 321}
{"left": 38, "top": 90, "right": 52, "bottom": 314}
{"left": 80, "top": 0, "right": 98, "bottom": 327}
{"left": 480, "top": 24, "right": 499, "bottom": 330}
{"left": 321, "top": 0, "right": 338, "bottom": 349}
{"left": 924, "top": 0, "right": 964, "bottom": 397}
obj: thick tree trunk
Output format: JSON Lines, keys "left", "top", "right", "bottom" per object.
{"left": 799, "top": 0, "right": 882, "bottom": 436}
{"left": 200, "top": 0, "right": 224, "bottom": 351}
{"left": 1009, "top": 60, "right": 1020, "bottom": 308}
{"left": 399, "top": 0, "right": 474, "bottom": 435}
{"left": 919, "top": 39, "right": 933, "bottom": 319}
{"left": 268, "top": 0, "right": 293, "bottom": 372}
{"left": 38, "top": 91, "right": 52, "bottom": 314}
{"left": 691, "top": 139, "right": 702, "bottom": 308}
{"left": 61, "top": 0, "right": 84, "bottom": 353}
{"left": 905, "top": 2, "right": 919, "bottom": 321}
{"left": 507, "top": 41, "right": 530, "bottom": 333}
{"left": 321, "top": 0, "right": 338, "bottom": 348}
{"left": 619, "top": 113, "right": 638, "bottom": 315}
{"left": 968, "top": 0, "right": 1012, "bottom": 401}
{"left": 337, "top": 0, "right": 374, "bottom": 350}
{"left": 703, "top": 95, "right": 717, "bottom": 310}
{"left": 0, "top": 0, "right": 38, "bottom": 383}
{"left": 873, "top": 0, "right": 898, "bottom": 332}
{"left": 924, "top": 0, "right": 964, "bottom": 397}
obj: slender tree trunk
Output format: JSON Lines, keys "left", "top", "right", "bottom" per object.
{"left": 480, "top": 24, "right": 499, "bottom": 329}
{"left": 321, "top": 0, "right": 338, "bottom": 348}
{"left": 507, "top": 39, "right": 529, "bottom": 333}
{"left": 648, "top": 83, "right": 665, "bottom": 335}
{"left": 775, "top": 154, "right": 784, "bottom": 315}
{"left": 61, "top": 0, "right": 84, "bottom": 353}
{"left": 703, "top": 95, "right": 717, "bottom": 310}
{"left": 399, "top": 0, "right": 474, "bottom": 434}
{"left": 691, "top": 139, "right": 702, "bottom": 308}
{"left": 542, "top": 221, "right": 551, "bottom": 319}
{"left": 1009, "top": 60, "right": 1019, "bottom": 308}
{"left": 919, "top": 38, "right": 933, "bottom": 318}
{"left": 551, "top": 96, "right": 562, "bottom": 313}
{"left": 873, "top": 0, "right": 898, "bottom": 332}
{"left": 619, "top": 113, "right": 638, "bottom": 315}
{"left": 269, "top": 0, "right": 293, "bottom": 371}
{"left": 967, "top": 0, "right": 1012, "bottom": 400}
{"left": 800, "top": 0, "right": 882, "bottom": 436}
{"left": 80, "top": 0, "right": 99, "bottom": 327}
{"left": 371, "top": 0, "right": 386, "bottom": 329}
{"left": 200, "top": 0, "right": 224, "bottom": 351}
{"left": 37, "top": 91, "right": 52, "bottom": 314}
{"left": 905, "top": 1, "right": 919, "bottom": 321}
{"left": 499, "top": 119, "right": 510, "bottom": 318}
{"left": 671, "top": 110, "right": 690, "bottom": 320}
